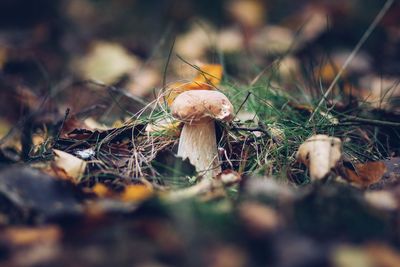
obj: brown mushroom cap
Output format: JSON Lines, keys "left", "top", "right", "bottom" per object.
{"left": 171, "top": 90, "right": 234, "bottom": 123}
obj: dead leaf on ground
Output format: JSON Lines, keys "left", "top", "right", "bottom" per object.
{"left": 250, "top": 26, "right": 295, "bottom": 55}
{"left": 366, "top": 243, "right": 400, "bottom": 267}
{"left": 174, "top": 22, "right": 216, "bottom": 60}
{"left": 359, "top": 75, "right": 400, "bottom": 112}
{"left": 296, "top": 134, "right": 342, "bottom": 180}
{"left": 2, "top": 225, "right": 61, "bottom": 247}
{"left": 91, "top": 183, "right": 114, "bottom": 198}
{"left": 342, "top": 161, "right": 387, "bottom": 188}
{"left": 53, "top": 149, "right": 87, "bottom": 182}
{"left": 216, "top": 27, "right": 244, "bottom": 53}
{"left": 238, "top": 201, "right": 281, "bottom": 234}
{"left": 128, "top": 67, "right": 161, "bottom": 97}
{"left": 120, "top": 184, "right": 154, "bottom": 202}
{"left": 364, "top": 190, "right": 397, "bottom": 210}
{"left": 332, "top": 245, "right": 373, "bottom": 267}
{"left": 72, "top": 41, "right": 140, "bottom": 84}
{"left": 0, "top": 166, "right": 83, "bottom": 222}
{"left": 227, "top": 0, "right": 266, "bottom": 28}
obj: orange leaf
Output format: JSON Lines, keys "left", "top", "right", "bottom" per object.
{"left": 92, "top": 183, "right": 113, "bottom": 198}
{"left": 191, "top": 64, "right": 223, "bottom": 89}
{"left": 343, "top": 161, "right": 387, "bottom": 187}
{"left": 3, "top": 226, "right": 61, "bottom": 246}
{"left": 166, "top": 64, "right": 223, "bottom": 106}
{"left": 121, "top": 184, "right": 153, "bottom": 202}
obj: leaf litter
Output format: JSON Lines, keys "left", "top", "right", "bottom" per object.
{"left": 1, "top": 1, "right": 400, "bottom": 266}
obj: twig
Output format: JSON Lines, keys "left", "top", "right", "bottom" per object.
{"left": 54, "top": 108, "right": 70, "bottom": 144}
{"left": 231, "top": 126, "right": 268, "bottom": 134}
{"left": 308, "top": 0, "right": 394, "bottom": 124}
{"left": 341, "top": 115, "right": 400, "bottom": 127}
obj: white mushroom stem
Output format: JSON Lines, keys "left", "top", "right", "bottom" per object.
{"left": 177, "top": 120, "right": 221, "bottom": 179}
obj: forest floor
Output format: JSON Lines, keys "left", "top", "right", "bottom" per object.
{"left": 1, "top": 1, "right": 400, "bottom": 266}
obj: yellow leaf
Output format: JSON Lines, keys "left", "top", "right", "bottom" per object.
{"left": 3, "top": 226, "right": 61, "bottom": 246}
{"left": 191, "top": 64, "right": 223, "bottom": 88}
{"left": 166, "top": 64, "right": 223, "bottom": 106}
{"left": 92, "top": 183, "right": 112, "bottom": 198}
{"left": 120, "top": 184, "right": 153, "bottom": 202}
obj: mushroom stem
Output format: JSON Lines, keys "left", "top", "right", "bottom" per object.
{"left": 177, "top": 120, "right": 221, "bottom": 179}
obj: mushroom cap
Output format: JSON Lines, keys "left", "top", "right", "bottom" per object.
{"left": 171, "top": 90, "right": 234, "bottom": 123}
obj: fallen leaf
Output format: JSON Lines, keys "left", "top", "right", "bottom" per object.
{"left": 364, "top": 190, "right": 397, "bottom": 210}
{"left": 296, "top": 134, "right": 342, "bottom": 180}
{"left": 0, "top": 45, "right": 7, "bottom": 69}
{"left": 238, "top": 202, "right": 280, "bottom": 234}
{"left": 92, "top": 183, "right": 113, "bottom": 198}
{"left": 277, "top": 56, "right": 300, "bottom": 78}
{"left": 120, "top": 184, "right": 153, "bottom": 202}
{"left": 250, "top": 26, "right": 295, "bottom": 55}
{"left": 73, "top": 41, "right": 140, "bottom": 84}
{"left": 366, "top": 243, "right": 400, "bottom": 267}
{"left": 0, "top": 166, "right": 83, "bottom": 222}
{"left": 2, "top": 225, "right": 61, "bottom": 247}
{"left": 175, "top": 22, "right": 215, "bottom": 59}
{"left": 166, "top": 63, "right": 223, "bottom": 105}
{"left": 128, "top": 67, "right": 160, "bottom": 97}
{"left": 342, "top": 161, "right": 387, "bottom": 187}
{"left": 83, "top": 117, "right": 110, "bottom": 130}
{"left": 332, "top": 245, "right": 373, "bottom": 267}
{"left": 216, "top": 27, "right": 244, "bottom": 53}
{"left": 227, "top": 0, "right": 266, "bottom": 28}
{"left": 53, "top": 149, "right": 87, "bottom": 182}
{"left": 0, "top": 117, "right": 11, "bottom": 139}
{"left": 359, "top": 75, "right": 400, "bottom": 111}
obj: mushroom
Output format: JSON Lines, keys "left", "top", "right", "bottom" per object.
{"left": 296, "top": 134, "right": 342, "bottom": 180}
{"left": 171, "top": 90, "right": 234, "bottom": 179}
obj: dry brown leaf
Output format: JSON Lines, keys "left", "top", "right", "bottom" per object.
{"left": 343, "top": 161, "right": 387, "bottom": 187}
{"left": 53, "top": 149, "right": 87, "bottom": 182}
{"left": 296, "top": 134, "right": 342, "bottom": 180}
